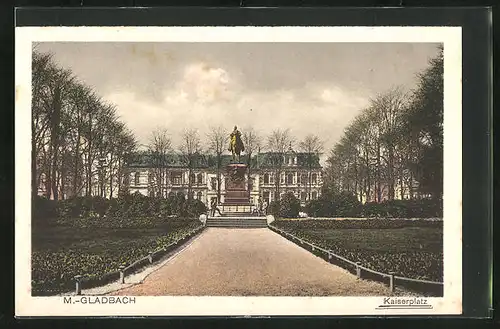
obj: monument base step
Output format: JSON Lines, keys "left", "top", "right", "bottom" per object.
{"left": 220, "top": 204, "right": 254, "bottom": 213}
{"left": 206, "top": 217, "right": 268, "bottom": 228}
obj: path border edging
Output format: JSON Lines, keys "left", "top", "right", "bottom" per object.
{"left": 71, "top": 224, "right": 206, "bottom": 295}
{"left": 268, "top": 224, "right": 443, "bottom": 296}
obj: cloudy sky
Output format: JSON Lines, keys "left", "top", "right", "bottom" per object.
{"left": 35, "top": 42, "right": 440, "bottom": 156}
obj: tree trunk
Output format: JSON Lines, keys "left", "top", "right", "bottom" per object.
{"left": 376, "top": 141, "right": 381, "bottom": 202}
{"left": 31, "top": 135, "right": 38, "bottom": 201}
{"left": 388, "top": 146, "right": 395, "bottom": 200}
{"left": 49, "top": 88, "right": 62, "bottom": 200}
{"left": 247, "top": 152, "right": 252, "bottom": 192}
{"left": 188, "top": 157, "right": 193, "bottom": 199}
{"left": 354, "top": 155, "right": 359, "bottom": 201}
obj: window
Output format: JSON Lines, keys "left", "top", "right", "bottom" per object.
{"left": 264, "top": 173, "right": 270, "bottom": 184}
{"left": 197, "top": 173, "right": 203, "bottom": 185}
{"left": 171, "top": 172, "right": 182, "bottom": 185}
{"left": 286, "top": 173, "right": 294, "bottom": 185}
{"left": 301, "top": 173, "right": 308, "bottom": 185}
{"left": 312, "top": 191, "right": 318, "bottom": 200}
{"left": 134, "top": 172, "right": 140, "bottom": 186}
{"left": 197, "top": 191, "right": 203, "bottom": 201}
{"left": 300, "top": 192, "right": 306, "bottom": 202}
{"left": 311, "top": 173, "right": 318, "bottom": 185}
{"left": 211, "top": 177, "right": 217, "bottom": 190}
{"left": 263, "top": 191, "right": 270, "bottom": 202}
{"left": 190, "top": 173, "right": 196, "bottom": 184}
{"left": 168, "top": 192, "right": 175, "bottom": 199}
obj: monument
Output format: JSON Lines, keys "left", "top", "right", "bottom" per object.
{"left": 222, "top": 126, "right": 252, "bottom": 213}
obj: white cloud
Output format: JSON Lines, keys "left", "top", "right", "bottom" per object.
{"left": 175, "top": 62, "right": 233, "bottom": 105}
{"left": 106, "top": 62, "right": 372, "bottom": 152}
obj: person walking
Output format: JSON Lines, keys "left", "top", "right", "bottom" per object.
{"left": 262, "top": 200, "right": 268, "bottom": 216}
{"left": 210, "top": 198, "right": 222, "bottom": 217}
{"left": 257, "top": 198, "right": 263, "bottom": 216}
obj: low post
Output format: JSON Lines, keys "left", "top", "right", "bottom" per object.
{"left": 119, "top": 265, "right": 126, "bottom": 284}
{"left": 356, "top": 264, "right": 361, "bottom": 279}
{"left": 389, "top": 272, "right": 395, "bottom": 292}
{"left": 148, "top": 252, "right": 153, "bottom": 264}
{"left": 328, "top": 253, "right": 332, "bottom": 261}
{"left": 74, "top": 275, "right": 82, "bottom": 295}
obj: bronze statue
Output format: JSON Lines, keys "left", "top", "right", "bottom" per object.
{"left": 228, "top": 126, "right": 245, "bottom": 163}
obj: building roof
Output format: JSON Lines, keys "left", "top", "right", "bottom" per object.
{"left": 126, "top": 151, "right": 321, "bottom": 170}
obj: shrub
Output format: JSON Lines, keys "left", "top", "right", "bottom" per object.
{"left": 184, "top": 199, "right": 207, "bottom": 217}
{"left": 334, "top": 191, "right": 362, "bottom": 217}
{"left": 268, "top": 200, "right": 281, "bottom": 217}
{"left": 361, "top": 199, "right": 442, "bottom": 218}
{"left": 91, "top": 196, "right": 109, "bottom": 217}
{"left": 279, "top": 192, "right": 301, "bottom": 218}
{"left": 305, "top": 199, "right": 335, "bottom": 217}
{"left": 169, "top": 193, "right": 186, "bottom": 217}
{"left": 158, "top": 199, "right": 172, "bottom": 217}
{"left": 32, "top": 196, "right": 57, "bottom": 223}
{"left": 305, "top": 191, "right": 360, "bottom": 217}
{"left": 361, "top": 202, "right": 384, "bottom": 217}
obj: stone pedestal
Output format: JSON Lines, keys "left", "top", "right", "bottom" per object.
{"left": 223, "top": 163, "right": 250, "bottom": 205}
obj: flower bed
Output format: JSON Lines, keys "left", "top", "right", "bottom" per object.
{"left": 32, "top": 219, "right": 203, "bottom": 296}
{"left": 272, "top": 219, "right": 443, "bottom": 282}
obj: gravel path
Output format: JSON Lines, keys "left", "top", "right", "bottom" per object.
{"left": 109, "top": 228, "right": 392, "bottom": 296}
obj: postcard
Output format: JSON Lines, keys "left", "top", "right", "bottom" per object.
{"left": 15, "top": 26, "right": 462, "bottom": 316}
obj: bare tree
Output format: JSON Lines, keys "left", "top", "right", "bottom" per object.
{"left": 299, "top": 134, "right": 323, "bottom": 202}
{"left": 179, "top": 128, "right": 201, "bottom": 199}
{"left": 370, "top": 87, "right": 409, "bottom": 200}
{"left": 31, "top": 50, "right": 137, "bottom": 201}
{"left": 207, "top": 126, "right": 225, "bottom": 203}
{"left": 242, "top": 127, "right": 262, "bottom": 192}
{"left": 147, "top": 127, "right": 172, "bottom": 198}
{"left": 266, "top": 129, "right": 294, "bottom": 202}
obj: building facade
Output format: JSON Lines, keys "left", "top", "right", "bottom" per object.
{"left": 126, "top": 151, "right": 323, "bottom": 208}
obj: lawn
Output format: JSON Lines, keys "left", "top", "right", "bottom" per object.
{"left": 273, "top": 219, "right": 443, "bottom": 282}
{"left": 31, "top": 218, "right": 202, "bottom": 296}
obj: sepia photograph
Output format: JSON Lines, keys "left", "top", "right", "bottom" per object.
{"left": 15, "top": 26, "right": 462, "bottom": 316}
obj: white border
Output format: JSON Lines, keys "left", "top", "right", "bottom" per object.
{"left": 15, "top": 26, "right": 462, "bottom": 317}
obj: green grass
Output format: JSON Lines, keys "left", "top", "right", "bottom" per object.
{"left": 302, "top": 227, "right": 442, "bottom": 253}
{"left": 274, "top": 219, "right": 443, "bottom": 282}
{"left": 32, "top": 219, "right": 202, "bottom": 296}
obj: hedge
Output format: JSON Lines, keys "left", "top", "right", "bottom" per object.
{"left": 33, "top": 192, "right": 207, "bottom": 225}
{"left": 269, "top": 192, "right": 301, "bottom": 218}
{"left": 304, "top": 191, "right": 442, "bottom": 218}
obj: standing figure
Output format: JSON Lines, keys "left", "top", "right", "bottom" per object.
{"left": 210, "top": 198, "right": 222, "bottom": 217}
{"left": 262, "top": 200, "right": 269, "bottom": 216}
{"left": 228, "top": 126, "right": 245, "bottom": 163}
